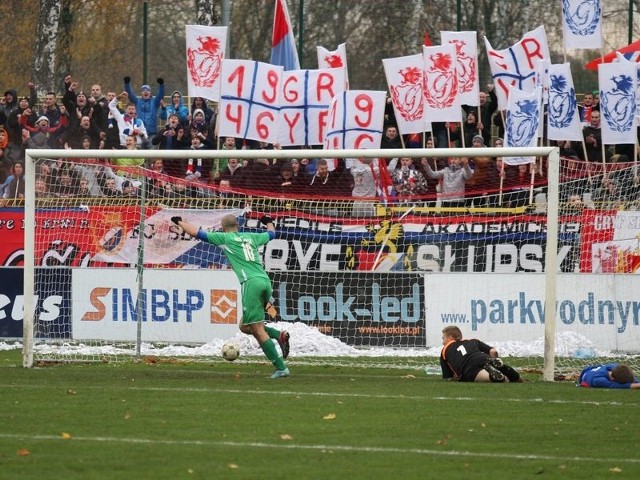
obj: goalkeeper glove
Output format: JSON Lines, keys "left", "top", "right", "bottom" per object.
{"left": 259, "top": 215, "right": 274, "bottom": 226}
{"left": 171, "top": 216, "right": 182, "bottom": 225}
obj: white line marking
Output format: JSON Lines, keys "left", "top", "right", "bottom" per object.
{"left": 0, "top": 382, "right": 630, "bottom": 407}
{"left": 1, "top": 433, "right": 639, "bottom": 464}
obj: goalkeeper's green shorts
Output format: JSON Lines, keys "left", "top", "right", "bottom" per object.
{"left": 240, "top": 276, "right": 272, "bottom": 325}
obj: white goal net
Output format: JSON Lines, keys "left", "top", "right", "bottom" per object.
{"left": 17, "top": 146, "right": 640, "bottom": 380}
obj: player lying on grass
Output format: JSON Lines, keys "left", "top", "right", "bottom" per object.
{"left": 171, "top": 214, "right": 290, "bottom": 379}
{"left": 578, "top": 363, "right": 640, "bottom": 389}
{"left": 440, "top": 326, "right": 522, "bottom": 383}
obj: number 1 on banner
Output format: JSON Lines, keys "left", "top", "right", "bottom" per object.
{"left": 219, "top": 59, "right": 283, "bottom": 144}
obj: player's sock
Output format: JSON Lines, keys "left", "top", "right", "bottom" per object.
{"left": 264, "top": 325, "right": 280, "bottom": 339}
{"left": 500, "top": 365, "right": 522, "bottom": 382}
{"left": 260, "top": 339, "right": 286, "bottom": 371}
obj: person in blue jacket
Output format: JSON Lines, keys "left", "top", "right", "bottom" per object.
{"left": 578, "top": 363, "right": 640, "bottom": 389}
{"left": 123, "top": 76, "right": 165, "bottom": 137}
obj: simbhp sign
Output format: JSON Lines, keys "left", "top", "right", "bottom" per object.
{"left": 72, "top": 269, "right": 241, "bottom": 342}
{"left": 271, "top": 272, "right": 425, "bottom": 346}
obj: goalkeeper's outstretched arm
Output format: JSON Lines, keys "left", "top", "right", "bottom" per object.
{"left": 170, "top": 216, "right": 204, "bottom": 240}
{"left": 170, "top": 215, "right": 275, "bottom": 240}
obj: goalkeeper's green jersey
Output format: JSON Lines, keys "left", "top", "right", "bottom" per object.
{"left": 205, "top": 231, "right": 270, "bottom": 283}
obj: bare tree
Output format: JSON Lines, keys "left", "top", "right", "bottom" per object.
{"left": 32, "top": 0, "right": 62, "bottom": 95}
{"left": 55, "top": 0, "right": 73, "bottom": 86}
{"left": 196, "top": 0, "right": 219, "bottom": 25}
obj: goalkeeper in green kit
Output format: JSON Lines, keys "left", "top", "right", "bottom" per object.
{"left": 171, "top": 214, "right": 290, "bottom": 378}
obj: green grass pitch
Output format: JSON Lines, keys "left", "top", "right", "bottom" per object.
{"left": 1, "top": 350, "right": 639, "bottom": 480}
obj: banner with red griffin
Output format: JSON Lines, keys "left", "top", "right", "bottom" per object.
{"left": 440, "top": 31, "right": 479, "bottom": 107}
{"left": 382, "top": 54, "right": 426, "bottom": 135}
{"left": 186, "top": 25, "right": 227, "bottom": 101}
{"left": 317, "top": 43, "right": 349, "bottom": 89}
{"left": 422, "top": 44, "right": 461, "bottom": 123}
{"left": 484, "top": 25, "right": 550, "bottom": 110}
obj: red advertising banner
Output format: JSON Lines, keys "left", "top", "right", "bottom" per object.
{"left": 0, "top": 207, "right": 145, "bottom": 267}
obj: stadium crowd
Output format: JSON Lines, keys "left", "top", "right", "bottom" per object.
{"left": 0, "top": 75, "right": 638, "bottom": 210}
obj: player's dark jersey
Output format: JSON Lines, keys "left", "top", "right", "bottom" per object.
{"left": 440, "top": 338, "right": 493, "bottom": 381}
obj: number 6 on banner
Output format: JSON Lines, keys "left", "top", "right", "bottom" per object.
{"left": 219, "top": 59, "right": 283, "bottom": 144}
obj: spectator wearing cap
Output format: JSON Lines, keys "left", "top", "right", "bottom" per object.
{"left": 1, "top": 84, "right": 36, "bottom": 127}
{"left": 1, "top": 88, "right": 19, "bottom": 120}
{"left": 20, "top": 114, "right": 67, "bottom": 149}
{"left": 188, "top": 108, "right": 209, "bottom": 135}
{"left": 190, "top": 97, "right": 215, "bottom": 126}
{"left": 6, "top": 93, "right": 37, "bottom": 145}
{"left": 123, "top": 75, "right": 165, "bottom": 136}
{"left": 160, "top": 90, "right": 189, "bottom": 125}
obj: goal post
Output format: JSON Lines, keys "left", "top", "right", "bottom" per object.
{"left": 21, "top": 145, "right": 574, "bottom": 379}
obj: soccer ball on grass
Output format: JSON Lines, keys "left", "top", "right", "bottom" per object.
{"left": 221, "top": 342, "right": 240, "bottom": 361}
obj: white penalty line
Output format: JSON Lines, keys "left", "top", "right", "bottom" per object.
{"left": 0, "top": 383, "right": 630, "bottom": 407}
{"left": 129, "top": 387, "right": 629, "bottom": 407}
{"left": 1, "top": 433, "right": 639, "bottom": 465}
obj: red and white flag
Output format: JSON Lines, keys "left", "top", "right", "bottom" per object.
{"left": 317, "top": 43, "right": 349, "bottom": 89}
{"left": 484, "top": 25, "right": 550, "bottom": 109}
{"left": 185, "top": 25, "right": 227, "bottom": 101}
{"left": 422, "top": 44, "right": 461, "bottom": 123}
{"left": 440, "top": 31, "right": 479, "bottom": 106}
{"left": 382, "top": 54, "right": 425, "bottom": 135}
